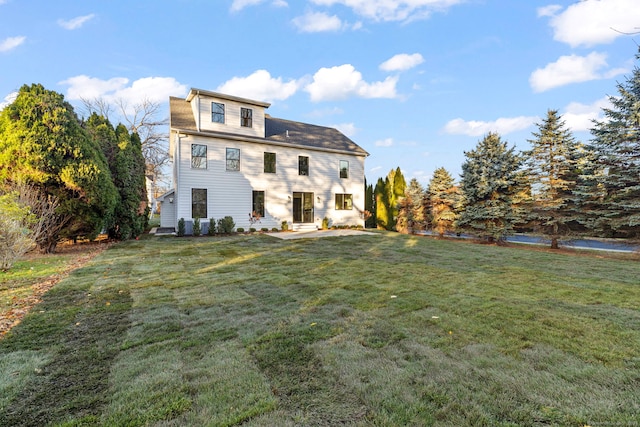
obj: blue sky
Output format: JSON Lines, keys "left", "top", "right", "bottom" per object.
{"left": 1, "top": 0, "right": 639, "bottom": 186}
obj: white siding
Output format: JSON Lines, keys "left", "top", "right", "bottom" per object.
{"left": 196, "top": 94, "right": 266, "bottom": 138}
{"left": 174, "top": 134, "right": 366, "bottom": 231}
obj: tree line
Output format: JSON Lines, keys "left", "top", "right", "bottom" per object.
{"left": 367, "top": 49, "right": 640, "bottom": 247}
{"left": 0, "top": 84, "right": 148, "bottom": 269}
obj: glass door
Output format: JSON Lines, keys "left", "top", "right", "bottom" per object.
{"left": 292, "top": 192, "right": 314, "bottom": 223}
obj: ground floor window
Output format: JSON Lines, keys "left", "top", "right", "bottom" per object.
{"left": 335, "top": 193, "right": 353, "bottom": 210}
{"left": 252, "top": 190, "right": 265, "bottom": 217}
{"left": 192, "top": 188, "right": 207, "bottom": 218}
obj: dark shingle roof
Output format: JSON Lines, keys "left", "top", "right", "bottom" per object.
{"left": 169, "top": 97, "right": 368, "bottom": 156}
{"left": 265, "top": 115, "right": 367, "bottom": 156}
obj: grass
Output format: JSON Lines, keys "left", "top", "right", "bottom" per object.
{"left": 0, "top": 232, "right": 639, "bottom": 426}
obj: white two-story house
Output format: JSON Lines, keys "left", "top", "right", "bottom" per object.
{"left": 158, "top": 88, "right": 369, "bottom": 233}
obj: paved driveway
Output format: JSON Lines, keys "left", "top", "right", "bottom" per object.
{"left": 266, "top": 229, "right": 378, "bottom": 240}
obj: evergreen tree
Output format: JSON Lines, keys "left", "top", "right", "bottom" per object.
{"left": 525, "top": 110, "right": 580, "bottom": 248}
{"left": 364, "top": 178, "right": 376, "bottom": 228}
{"left": 577, "top": 50, "right": 640, "bottom": 238}
{"left": 426, "top": 167, "right": 460, "bottom": 237}
{"left": 459, "top": 132, "right": 522, "bottom": 242}
{"left": 374, "top": 168, "right": 407, "bottom": 231}
{"left": 85, "top": 114, "right": 148, "bottom": 240}
{"left": 374, "top": 177, "right": 390, "bottom": 230}
{"left": 403, "top": 178, "right": 426, "bottom": 232}
{"left": 0, "top": 84, "right": 117, "bottom": 252}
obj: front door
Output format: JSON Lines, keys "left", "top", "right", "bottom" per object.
{"left": 292, "top": 192, "right": 314, "bottom": 223}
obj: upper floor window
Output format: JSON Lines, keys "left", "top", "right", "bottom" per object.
{"left": 226, "top": 148, "right": 240, "bottom": 171}
{"left": 299, "top": 156, "right": 309, "bottom": 176}
{"left": 241, "top": 108, "right": 252, "bottom": 128}
{"left": 212, "top": 102, "right": 225, "bottom": 124}
{"left": 335, "top": 194, "right": 353, "bottom": 210}
{"left": 191, "top": 144, "right": 207, "bottom": 169}
{"left": 264, "top": 152, "right": 276, "bottom": 173}
{"left": 340, "top": 160, "right": 349, "bottom": 179}
{"left": 192, "top": 188, "right": 207, "bottom": 218}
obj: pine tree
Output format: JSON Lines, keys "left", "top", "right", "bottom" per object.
{"left": 0, "top": 84, "right": 117, "bottom": 252}
{"left": 459, "top": 132, "right": 522, "bottom": 242}
{"left": 427, "top": 167, "right": 460, "bottom": 237}
{"left": 578, "top": 49, "right": 640, "bottom": 238}
{"left": 405, "top": 178, "right": 427, "bottom": 231}
{"left": 525, "top": 110, "right": 580, "bottom": 248}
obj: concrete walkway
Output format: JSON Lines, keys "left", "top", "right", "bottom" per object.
{"left": 266, "top": 229, "right": 378, "bottom": 240}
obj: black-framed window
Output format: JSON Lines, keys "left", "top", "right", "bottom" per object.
{"left": 252, "top": 191, "right": 265, "bottom": 217}
{"left": 192, "top": 188, "right": 207, "bottom": 218}
{"left": 340, "top": 160, "right": 349, "bottom": 178}
{"left": 264, "top": 152, "right": 276, "bottom": 173}
{"left": 335, "top": 193, "right": 353, "bottom": 210}
{"left": 226, "top": 148, "right": 240, "bottom": 171}
{"left": 191, "top": 144, "right": 207, "bottom": 169}
{"left": 299, "top": 156, "right": 309, "bottom": 176}
{"left": 212, "top": 102, "right": 225, "bottom": 124}
{"left": 241, "top": 108, "right": 252, "bottom": 128}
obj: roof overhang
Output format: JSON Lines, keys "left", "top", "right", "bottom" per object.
{"left": 185, "top": 88, "right": 271, "bottom": 109}
{"left": 171, "top": 127, "right": 369, "bottom": 157}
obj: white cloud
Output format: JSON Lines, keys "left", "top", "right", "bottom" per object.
{"left": 0, "top": 91, "right": 18, "bottom": 110}
{"left": 530, "top": 52, "right": 626, "bottom": 93}
{"left": 292, "top": 11, "right": 343, "bottom": 32}
{"left": 216, "top": 70, "right": 300, "bottom": 102}
{"left": 310, "top": 0, "right": 463, "bottom": 22}
{"left": 230, "top": 0, "right": 264, "bottom": 12}
{"left": 537, "top": 4, "right": 561, "bottom": 17}
{"left": 562, "top": 97, "right": 610, "bottom": 132}
{"left": 230, "top": 0, "right": 287, "bottom": 12}
{"left": 375, "top": 137, "right": 394, "bottom": 147}
{"left": 332, "top": 122, "right": 357, "bottom": 137}
{"left": 542, "top": 0, "right": 640, "bottom": 47}
{"left": 305, "top": 64, "right": 398, "bottom": 102}
{"left": 380, "top": 53, "right": 424, "bottom": 72}
{"left": 0, "top": 36, "right": 26, "bottom": 52}
{"left": 58, "top": 14, "right": 95, "bottom": 30}
{"left": 443, "top": 116, "right": 538, "bottom": 137}
{"left": 60, "top": 75, "right": 187, "bottom": 108}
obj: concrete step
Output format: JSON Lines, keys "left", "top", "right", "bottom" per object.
{"left": 292, "top": 223, "right": 318, "bottom": 232}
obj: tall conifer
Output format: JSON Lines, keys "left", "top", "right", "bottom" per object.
{"left": 577, "top": 50, "right": 640, "bottom": 238}
{"left": 525, "top": 110, "right": 580, "bottom": 248}
{"left": 459, "top": 132, "right": 522, "bottom": 242}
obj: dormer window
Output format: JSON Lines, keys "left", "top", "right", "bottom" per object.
{"left": 212, "top": 102, "right": 225, "bottom": 124}
{"left": 241, "top": 108, "right": 252, "bottom": 128}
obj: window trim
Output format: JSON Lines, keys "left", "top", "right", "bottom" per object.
{"left": 192, "top": 188, "right": 207, "bottom": 219}
{"left": 226, "top": 147, "right": 240, "bottom": 171}
{"left": 212, "top": 102, "right": 225, "bottom": 124}
{"left": 264, "top": 152, "right": 276, "bottom": 174}
{"left": 191, "top": 144, "right": 207, "bottom": 169}
{"left": 298, "top": 156, "right": 309, "bottom": 176}
{"left": 340, "top": 160, "right": 349, "bottom": 179}
{"left": 335, "top": 193, "right": 353, "bottom": 210}
{"left": 241, "top": 107, "right": 252, "bottom": 128}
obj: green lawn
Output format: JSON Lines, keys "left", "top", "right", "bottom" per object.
{"left": 1, "top": 232, "right": 639, "bottom": 426}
